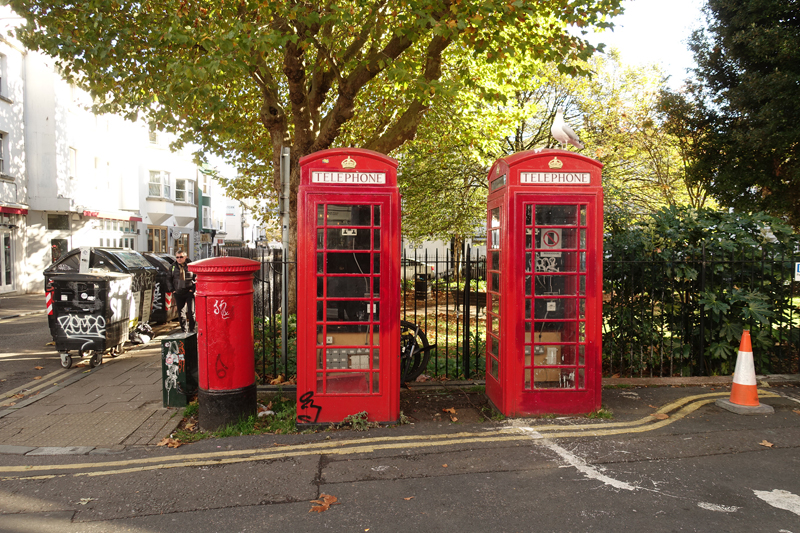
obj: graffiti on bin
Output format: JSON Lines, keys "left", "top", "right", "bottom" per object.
{"left": 152, "top": 282, "right": 163, "bottom": 311}
{"left": 213, "top": 299, "right": 230, "bottom": 320}
{"left": 58, "top": 314, "right": 106, "bottom": 338}
{"left": 164, "top": 340, "right": 186, "bottom": 398}
{"left": 215, "top": 353, "right": 228, "bottom": 379}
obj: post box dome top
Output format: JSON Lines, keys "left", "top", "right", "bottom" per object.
{"left": 188, "top": 256, "right": 261, "bottom": 274}
{"left": 299, "top": 148, "right": 398, "bottom": 187}
{"left": 488, "top": 148, "right": 603, "bottom": 189}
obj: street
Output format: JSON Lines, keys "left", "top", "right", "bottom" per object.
{"left": 0, "top": 315, "right": 64, "bottom": 396}
{"left": 1, "top": 385, "right": 800, "bottom": 532}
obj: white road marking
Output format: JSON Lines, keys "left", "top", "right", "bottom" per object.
{"left": 754, "top": 489, "right": 800, "bottom": 517}
{"left": 697, "top": 502, "right": 740, "bottom": 513}
{"left": 521, "top": 428, "right": 638, "bottom": 491}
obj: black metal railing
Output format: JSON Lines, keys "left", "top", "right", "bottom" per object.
{"left": 235, "top": 245, "right": 798, "bottom": 383}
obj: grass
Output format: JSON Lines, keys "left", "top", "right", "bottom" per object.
{"left": 586, "top": 407, "right": 613, "bottom": 419}
{"left": 173, "top": 395, "right": 299, "bottom": 443}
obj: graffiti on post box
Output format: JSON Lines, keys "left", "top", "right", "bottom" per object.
{"left": 297, "top": 391, "right": 322, "bottom": 423}
{"left": 213, "top": 299, "right": 230, "bottom": 320}
{"left": 152, "top": 282, "right": 163, "bottom": 311}
{"left": 215, "top": 353, "right": 228, "bottom": 379}
{"left": 164, "top": 341, "right": 186, "bottom": 397}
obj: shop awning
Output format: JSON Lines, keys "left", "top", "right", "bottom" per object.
{"left": 0, "top": 204, "right": 28, "bottom": 215}
{"left": 82, "top": 210, "right": 143, "bottom": 222}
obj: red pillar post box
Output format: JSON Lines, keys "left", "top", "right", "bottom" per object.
{"left": 296, "top": 148, "right": 400, "bottom": 425}
{"left": 189, "top": 257, "right": 261, "bottom": 430}
{"left": 484, "top": 149, "right": 603, "bottom": 416}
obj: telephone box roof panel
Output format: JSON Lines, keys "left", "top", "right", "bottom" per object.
{"left": 488, "top": 148, "right": 603, "bottom": 190}
{"left": 300, "top": 148, "right": 398, "bottom": 187}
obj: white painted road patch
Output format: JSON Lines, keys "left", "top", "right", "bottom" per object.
{"left": 754, "top": 489, "right": 800, "bottom": 517}
{"left": 697, "top": 502, "right": 740, "bottom": 513}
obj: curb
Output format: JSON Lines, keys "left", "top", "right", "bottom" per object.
{"left": 0, "top": 309, "right": 46, "bottom": 321}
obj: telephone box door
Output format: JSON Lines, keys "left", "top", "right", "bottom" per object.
{"left": 514, "top": 196, "right": 601, "bottom": 414}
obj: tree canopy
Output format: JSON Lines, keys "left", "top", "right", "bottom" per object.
{"left": 10, "top": 0, "right": 623, "bottom": 228}
{"left": 684, "top": 0, "right": 800, "bottom": 227}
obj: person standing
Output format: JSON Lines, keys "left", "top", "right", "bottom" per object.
{"left": 168, "top": 250, "right": 196, "bottom": 333}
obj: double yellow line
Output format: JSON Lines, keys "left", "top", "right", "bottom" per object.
{"left": 0, "top": 390, "right": 778, "bottom": 481}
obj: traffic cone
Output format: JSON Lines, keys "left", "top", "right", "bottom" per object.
{"left": 715, "top": 330, "right": 774, "bottom": 415}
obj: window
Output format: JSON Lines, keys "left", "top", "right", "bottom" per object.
{"left": 0, "top": 53, "right": 6, "bottom": 97}
{"left": 175, "top": 179, "right": 195, "bottom": 204}
{"left": 0, "top": 132, "right": 5, "bottom": 174}
{"left": 148, "top": 170, "right": 171, "bottom": 199}
{"left": 148, "top": 226, "right": 168, "bottom": 252}
{"left": 202, "top": 206, "right": 211, "bottom": 230}
{"left": 200, "top": 171, "right": 210, "bottom": 195}
{"left": 148, "top": 130, "right": 158, "bottom": 144}
{"left": 47, "top": 214, "right": 69, "bottom": 230}
{"left": 69, "top": 148, "right": 77, "bottom": 179}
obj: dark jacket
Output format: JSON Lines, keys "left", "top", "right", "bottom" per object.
{"left": 168, "top": 260, "right": 195, "bottom": 294}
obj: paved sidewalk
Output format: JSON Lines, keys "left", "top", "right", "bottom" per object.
{"left": 0, "top": 341, "right": 181, "bottom": 455}
{"left": 0, "top": 292, "right": 46, "bottom": 320}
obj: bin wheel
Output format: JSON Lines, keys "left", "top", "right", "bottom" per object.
{"left": 60, "top": 353, "right": 73, "bottom": 369}
{"left": 400, "top": 320, "right": 432, "bottom": 383}
{"left": 111, "top": 343, "right": 124, "bottom": 357}
{"left": 89, "top": 351, "right": 103, "bottom": 368}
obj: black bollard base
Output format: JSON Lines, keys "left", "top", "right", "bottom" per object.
{"left": 198, "top": 384, "right": 257, "bottom": 431}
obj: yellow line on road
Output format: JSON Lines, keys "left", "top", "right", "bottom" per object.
{"left": 0, "top": 368, "right": 73, "bottom": 404}
{"left": 0, "top": 390, "right": 778, "bottom": 481}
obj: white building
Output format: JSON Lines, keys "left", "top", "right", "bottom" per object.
{"left": 0, "top": 6, "right": 238, "bottom": 294}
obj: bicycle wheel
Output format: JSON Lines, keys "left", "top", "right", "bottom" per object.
{"left": 400, "top": 320, "right": 431, "bottom": 383}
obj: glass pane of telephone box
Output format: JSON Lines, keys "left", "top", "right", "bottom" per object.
{"left": 326, "top": 372, "right": 369, "bottom": 394}
{"left": 327, "top": 205, "right": 371, "bottom": 226}
{"left": 326, "top": 228, "right": 371, "bottom": 250}
{"left": 535, "top": 252, "right": 578, "bottom": 272}
{"left": 326, "top": 252, "right": 372, "bottom": 274}
{"left": 535, "top": 228, "right": 578, "bottom": 249}
{"left": 323, "top": 324, "right": 370, "bottom": 345}
{"left": 535, "top": 205, "right": 578, "bottom": 226}
{"left": 326, "top": 276, "right": 371, "bottom": 298}
{"left": 317, "top": 205, "right": 325, "bottom": 225}
{"left": 318, "top": 300, "right": 371, "bottom": 322}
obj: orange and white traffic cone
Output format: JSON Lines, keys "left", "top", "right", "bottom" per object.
{"left": 715, "top": 330, "right": 774, "bottom": 414}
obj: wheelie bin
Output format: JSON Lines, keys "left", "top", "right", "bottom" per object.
{"left": 143, "top": 252, "right": 179, "bottom": 324}
{"left": 47, "top": 272, "right": 132, "bottom": 369}
{"left": 44, "top": 247, "right": 157, "bottom": 329}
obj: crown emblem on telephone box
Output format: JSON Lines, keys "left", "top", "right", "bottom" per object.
{"left": 341, "top": 156, "right": 357, "bottom": 169}
{"left": 548, "top": 157, "right": 564, "bottom": 169}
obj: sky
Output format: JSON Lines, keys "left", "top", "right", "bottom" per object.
{"left": 581, "top": 0, "right": 707, "bottom": 88}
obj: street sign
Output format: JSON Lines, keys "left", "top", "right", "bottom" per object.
{"left": 795, "top": 262, "right": 800, "bottom": 281}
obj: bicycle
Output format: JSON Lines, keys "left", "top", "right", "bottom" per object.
{"left": 400, "top": 320, "right": 435, "bottom": 383}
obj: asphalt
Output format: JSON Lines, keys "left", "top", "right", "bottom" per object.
{"left": 1, "top": 291, "right": 799, "bottom": 458}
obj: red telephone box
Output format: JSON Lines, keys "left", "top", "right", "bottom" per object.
{"left": 296, "top": 148, "right": 400, "bottom": 425}
{"left": 484, "top": 149, "right": 603, "bottom": 416}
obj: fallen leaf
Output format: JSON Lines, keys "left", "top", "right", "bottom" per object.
{"left": 184, "top": 422, "right": 196, "bottom": 431}
{"left": 611, "top": 373, "right": 620, "bottom": 378}
{"left": 33, "top": 376, "right": 42, "bottom": 380}
{"left": 449, "top": 415, "right": 458, "bottom": 422}
{"left": 793, "top": 409, "right": 800, "bottom": 416}
{"left": 651, "top": 413, "right": 669, "bottom": 420}
{"left": 309, "top": 493, "right": 339, "bottom": 513}
{"left": 404, "top": 497, "right": 414, "bottom": 501}
{"left": 648, "top": 405, "right": 658, "bottom": 409}
{"left": 45, "top": 341, "right": 55, "bottom": 346}
{"left": 442, "top": 407, "right": 457, "bottom": 414}
{"left": 12, "top": 394, "right": 24, "bottom": 399}
{"left": 442, "top": 464, "right": 448, "bottom": 468}
{"left": 5, "top": 402, "right": 14, "bottom": 406}
{"left": 156, "top": 437, "right": 182, "bottom": 448}
{"left": 270, "top": 374, "right": 285, "bottom": 385}
{"left": 34, "top": 366, "right": 44, "bottom": 370}
{"left": 76, "top": 497, "right": 96, "bottom": 505}
{"left": 759, "top": 440, "right": 774, "bottom": 448}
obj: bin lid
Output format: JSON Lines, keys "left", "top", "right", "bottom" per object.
{"left": 50, "top": 271, "right": 132, "bottom": 282}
